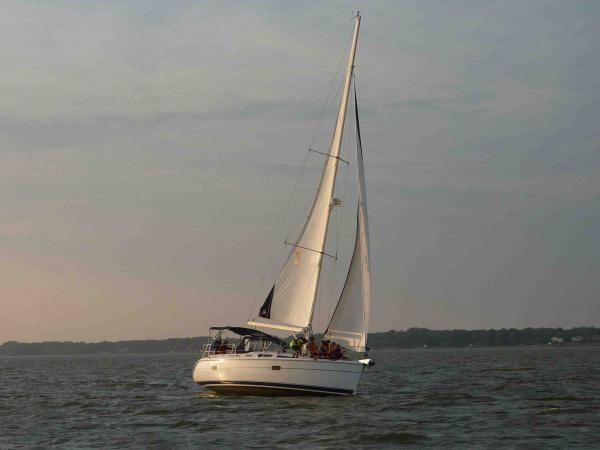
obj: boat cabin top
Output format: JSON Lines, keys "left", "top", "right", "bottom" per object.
{"left": 202, "top": 326, "right": 288, "bottom": 357}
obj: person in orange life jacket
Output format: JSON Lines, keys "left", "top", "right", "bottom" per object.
{"left": 307, "top": 336, "right": 319, "bottom": 359}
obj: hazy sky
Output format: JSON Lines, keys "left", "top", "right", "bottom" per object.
{"left": 1, "top": 1, "right": 599, "bottom": 342}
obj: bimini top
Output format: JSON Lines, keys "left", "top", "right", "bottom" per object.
{"left": 209, "top": 326, "right": 288, "bottom": 348}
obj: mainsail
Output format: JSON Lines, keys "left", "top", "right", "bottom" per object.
{"left": 248, "top": 15, "right": 361, "bottom": 333}
{"left": 324, "top": 85, "right": 371, "bottom": 352}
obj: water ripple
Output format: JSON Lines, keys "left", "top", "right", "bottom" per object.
{"left": 1, "top": 346, "right": 599, "bottom": 448}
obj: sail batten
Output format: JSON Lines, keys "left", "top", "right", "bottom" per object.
{"left": 249, "top": 15, "right": 361, "bottom": 333}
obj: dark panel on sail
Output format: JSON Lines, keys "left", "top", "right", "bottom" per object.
{"left": 259, "top": 285, "right": 275, "bottom": 318}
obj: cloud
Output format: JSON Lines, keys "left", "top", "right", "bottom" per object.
{"left": 1, "top": 0, "right": 599, "bottom": 341}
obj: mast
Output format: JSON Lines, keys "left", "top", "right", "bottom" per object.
{"left": 248, "top": 14, "right": 361, "bottom": 333}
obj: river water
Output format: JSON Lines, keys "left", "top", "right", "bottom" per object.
{"left": 1, "top": 346, "right": 599, "bottom": 448}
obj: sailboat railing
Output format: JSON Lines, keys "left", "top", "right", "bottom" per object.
{"left": 202, "top": 343, "right": 238, "bottom": 358}
{"left": 201, "top": 336, "right": 280, "bottom": 358}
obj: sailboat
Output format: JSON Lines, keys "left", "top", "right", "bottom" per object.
{"left": 193, "top": 13, "right": 373, "bottom": 395}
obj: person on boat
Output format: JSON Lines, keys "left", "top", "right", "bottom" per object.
{"left": 290, "top": 336, "right": 307, "bottom": 358}
{"left": 320, "top": 340, "right": 331, "bottom": 359}
{"left": 330, "top": 343, "right": 347, "bottom": 360}
{"left": 216, "top": 340, "right": 228, "bottom": 354}
{"left": 236, "top": 336, "right": 252, "bottom": 353}
{"left": 211, "top": 339, "right": 222, "bottom": 353}
{"left": 307, "top": 336, "right": 319, "bottom": 359}
{"left": 328, "top": 342, "right": 338, "bottom": 359}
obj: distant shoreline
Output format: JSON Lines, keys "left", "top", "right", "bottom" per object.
{"left": 1, "top": 343, "right": 599, "bottom": 358}
{"left": 2, "top": 327, "right": 598, "bottom": 356}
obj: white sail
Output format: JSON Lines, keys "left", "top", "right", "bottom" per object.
{"left": 249, "top": 15, "right": 361, "bottom": 332}
{"left": 324, "top": 86, "right": 371, "bottom": 352}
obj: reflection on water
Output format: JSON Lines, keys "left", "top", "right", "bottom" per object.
{"left": 1, "top": 346, "right": 599, "bottom": 448}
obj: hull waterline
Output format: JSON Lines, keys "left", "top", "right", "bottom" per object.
{"left": 198, "top": 382, "right": 352, "bottom": 396}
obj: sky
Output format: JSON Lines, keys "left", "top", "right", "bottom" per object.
{"left": 1, "top": 0, "right": 599, "bottom": 343}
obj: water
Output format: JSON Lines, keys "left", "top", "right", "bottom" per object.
{"left": 1, "top": 346, "right": 599, "bottom": 449}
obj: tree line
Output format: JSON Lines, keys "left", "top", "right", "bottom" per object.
{"left": 1, "top": 327, "right": 598, "bottom": 355}
{"left": 0, "top": 337, "right": 206, "bottom": 356}
{"left": 367, "top": 327, "right": 600, "bottom": 348}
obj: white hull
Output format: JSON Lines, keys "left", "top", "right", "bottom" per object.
{"left": 193, "top": 352, "right": 367, "bottom": 396}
